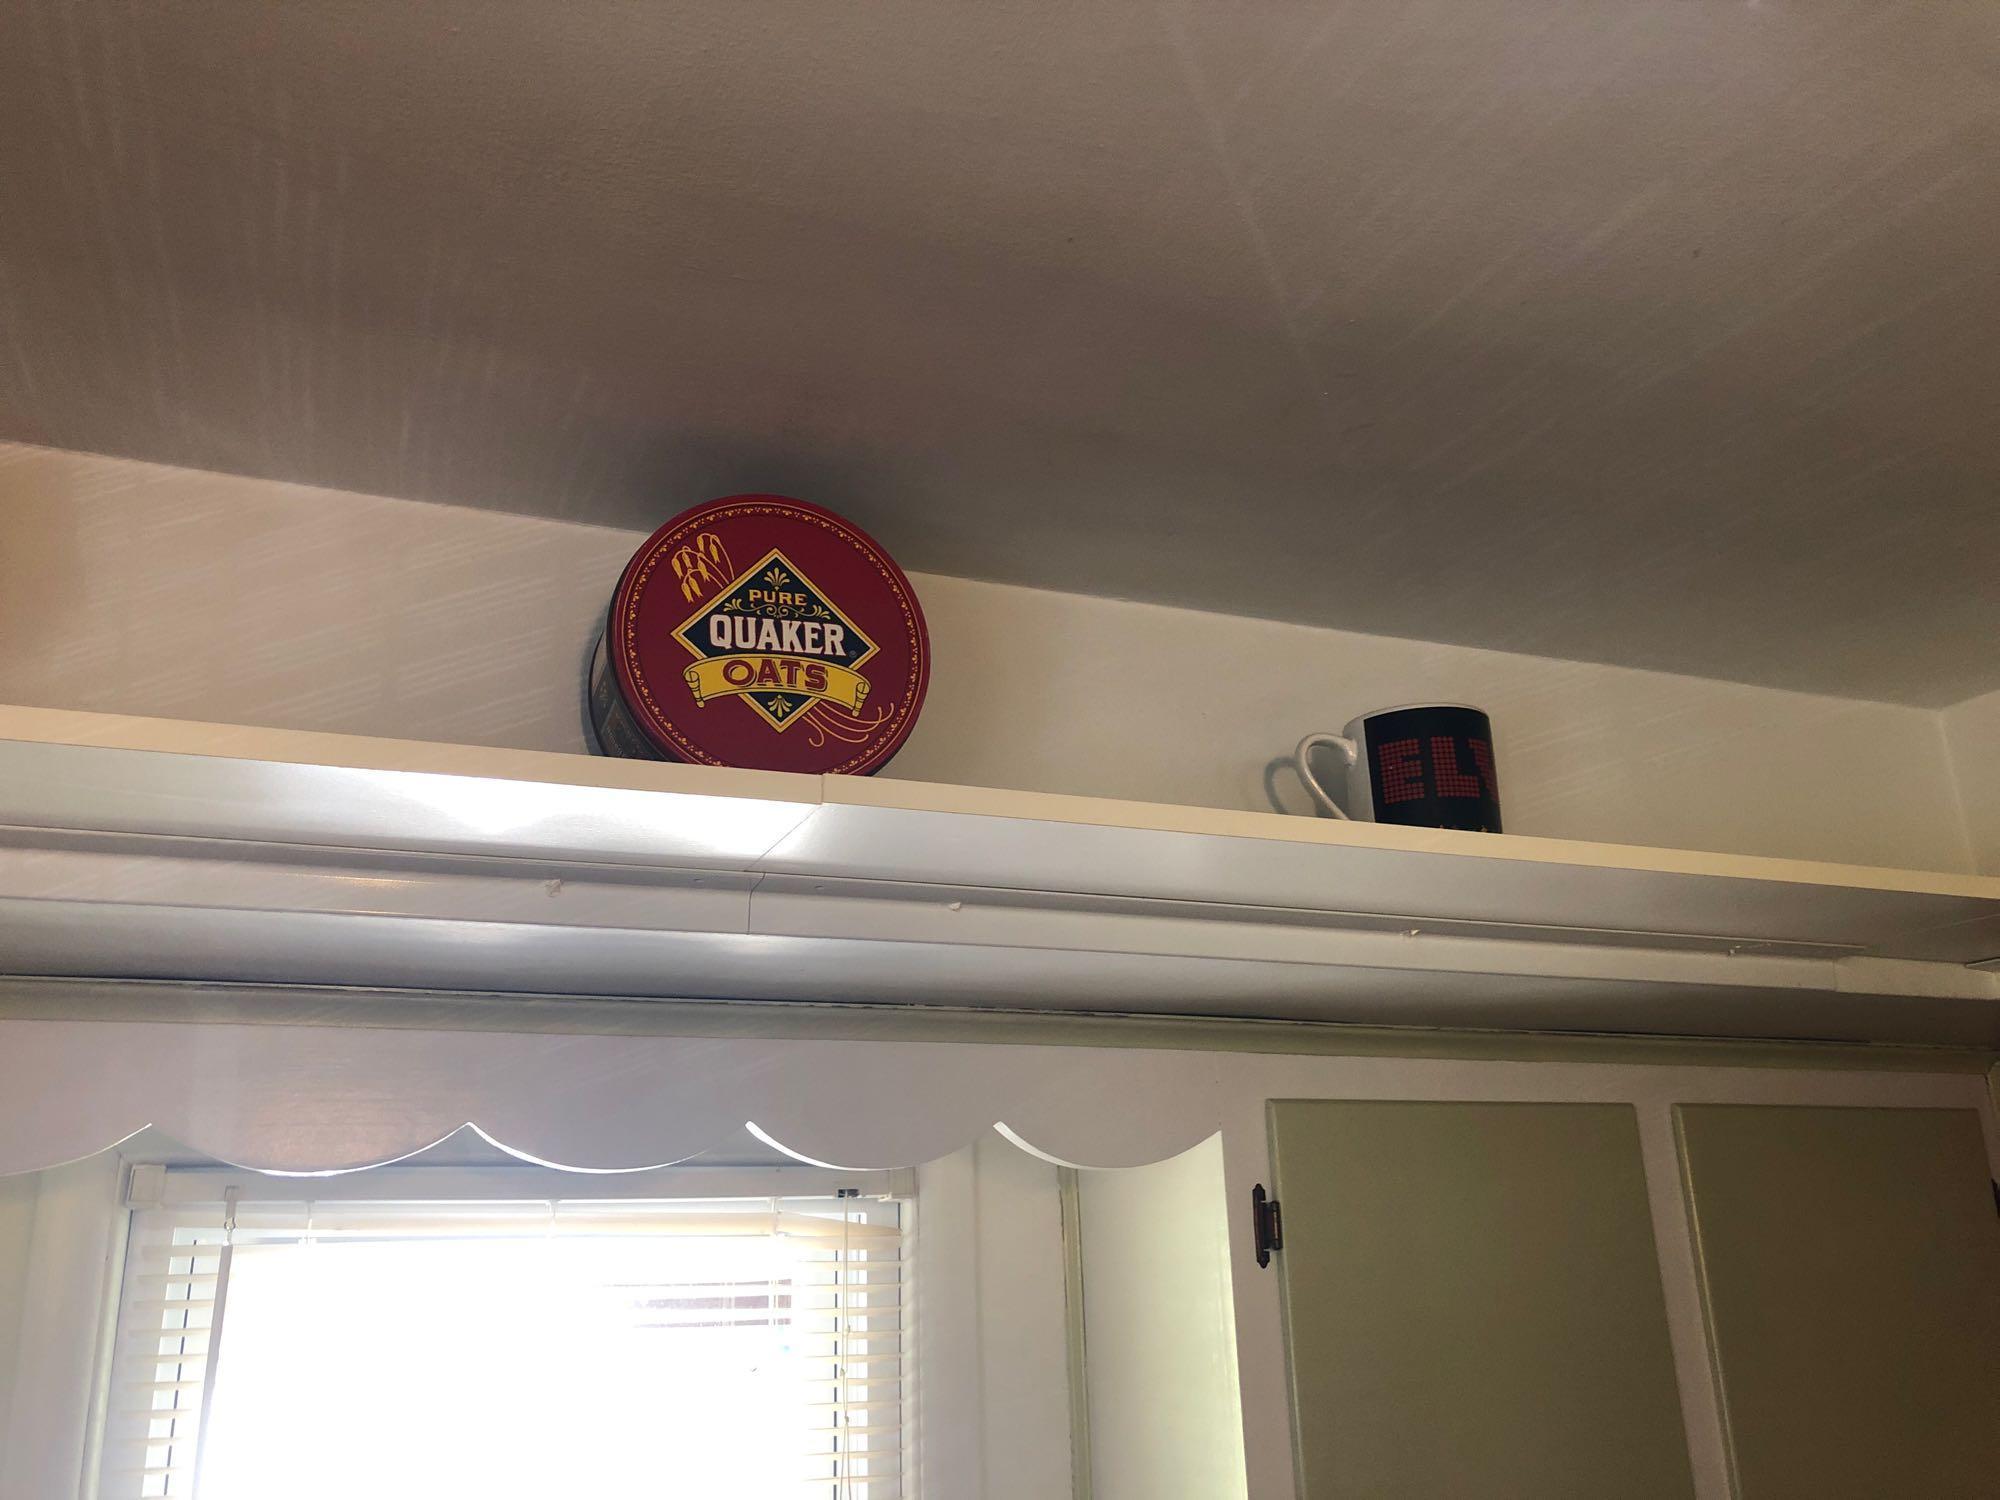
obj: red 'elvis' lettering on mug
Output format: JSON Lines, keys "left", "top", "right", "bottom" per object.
{"left": 1432, "top": 736, "right": 1481, "bottom": 798}
{"left": 1470, "top": 738, "right": 1499, "bottom": 798}
{"left": 1378, "top": 737, "right": 1426, "bottom": 804}
{"left": 1382, "top": 735, "right": 1502, "bottom": 803}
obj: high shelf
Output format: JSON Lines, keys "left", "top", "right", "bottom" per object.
{"left": 1, "top": 704, "right": 1995, "bottom": 1045}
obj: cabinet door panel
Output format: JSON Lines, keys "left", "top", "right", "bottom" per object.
{"left": 1268, "top": 1100, "right": 1695, "bottom": 1500}
{"left": 1677, "top": 1104, "right": 2000, "bottom": 1499}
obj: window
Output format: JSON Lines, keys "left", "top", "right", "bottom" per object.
{"left": 97, "top": 1166, "right": 907, "bottom": 1499}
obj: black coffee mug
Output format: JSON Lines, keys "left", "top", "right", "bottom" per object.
{"left": 1295, "top": 704, "right": 1502, "bottom": 833}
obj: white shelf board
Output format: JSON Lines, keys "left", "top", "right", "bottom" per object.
{"left": 785, "top": 776, "right": 2000, "bottom": 962}
{"left": 0, "top": 706, "right": 817, "bottom": 869}
{"left": 0, "top": 705, "right": 1996, "bottom": 1045}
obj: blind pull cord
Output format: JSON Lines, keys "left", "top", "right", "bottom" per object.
{"left": 191, "top": 1187, "right": 239, "bottom": 1498}
{"left": 838, "top": 1191, "right": 854, "bottom": 1500}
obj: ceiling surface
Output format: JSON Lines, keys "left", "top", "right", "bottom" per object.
{"left": 2, "top": 0, "right": 1995, "bottom": 705}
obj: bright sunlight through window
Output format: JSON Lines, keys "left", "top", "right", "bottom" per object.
{"left": 100, "top": 1188, "right": 904, "bottom": 1500}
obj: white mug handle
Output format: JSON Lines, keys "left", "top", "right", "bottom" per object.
{"left": 1294, "top": 733, "right": 1358, "bottom": 819}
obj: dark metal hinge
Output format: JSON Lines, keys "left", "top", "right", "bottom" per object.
{"left": 1991, "top": 1179, "right": 1998, "bottom": 1219}
{"left": 1252, "top": 1183, "right": 1283, "bottom": 1268}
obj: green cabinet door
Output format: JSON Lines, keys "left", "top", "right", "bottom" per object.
{"left": 1677, "top": 1105, "right": 2000, "bottom": 1499}
{"left": 1268, "top": 1100, "right": 1696, "bottom": 1500}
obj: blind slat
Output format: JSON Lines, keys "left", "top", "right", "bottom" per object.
{"left": 808, "top": 1384, "right": 912, "bottom": 1400}
{"left": 796, "top": 1432, "right": 900, "bottom": 1448}
{"left": 792, "top": 1336, "right": 904, "bottom": 1352}
{"left": 108, "top": 1378, "right": 206, "bottom": 1396}
{"left": 125, "top": 1217, "right": 901, "bottom": 1249}
{"left": 124, "top": 1336, "right": 215, "bottom": 1360}
{"left": 113, "top": 1409, "right": 206, "bottom": 1423}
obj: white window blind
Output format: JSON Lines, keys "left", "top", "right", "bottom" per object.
{"left": 98, "top": 1171, "right": 906, "bottom": 1500}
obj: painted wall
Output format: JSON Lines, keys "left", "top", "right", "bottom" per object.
{"left": 0, "top": 1173, "right": 34, "bottom": 1468}
{"left": 0, "top": 440, "right": 1974, "bottom": 869}
{"left": 0, "top": 1152, "right": 123, "bottom": 1500}
{"left": 1942, "top": 689, "right": 2000, "bottom": 875}
{"left": 1076, "top": 1136, "right": 1248, "bottom": 1500}
{"left": 911, "top": 1134, "right": 1077, "bottom": 1500}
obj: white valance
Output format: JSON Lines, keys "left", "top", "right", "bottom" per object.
{"left": 0, "top": 1011, "right": 1228, "bottom": 1177}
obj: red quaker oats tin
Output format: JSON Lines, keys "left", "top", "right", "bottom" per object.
{"left": 588, "top": 496, "right": 930, "bottom": 774}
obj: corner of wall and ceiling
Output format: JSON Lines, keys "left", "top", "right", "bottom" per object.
{"left": 1937, "top": 687, "right": 2000, "bottom": 877}
{"left": 1933, "top": 701, "right": 1980, "bottom": 877}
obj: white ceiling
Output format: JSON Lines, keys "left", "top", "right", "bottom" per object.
{"left": 1, "top": 0, "right": 1995, "bottom": 704}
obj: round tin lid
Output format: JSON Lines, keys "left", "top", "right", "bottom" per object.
{"left": 606, "top": 495, "right": 930, "bottom": 774}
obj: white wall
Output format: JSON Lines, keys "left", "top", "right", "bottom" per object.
{"left": 1075, "top": 1135, "right": 1248, "bottom": 1500}
{"left": 0, "top": 1173, "right": 36, "bottom": 1463}
{"left": 0, "top": 439, "right": 1974, "bottom": 869}
{"left": 0, "top": 1152, "right": 124, "bottom": 1500}
{"left": 1942, "top": 689, "right": 2000, "bottom": 875}
{"left": 911, "top": 1135, "right": 1076, "bottom": 1500}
